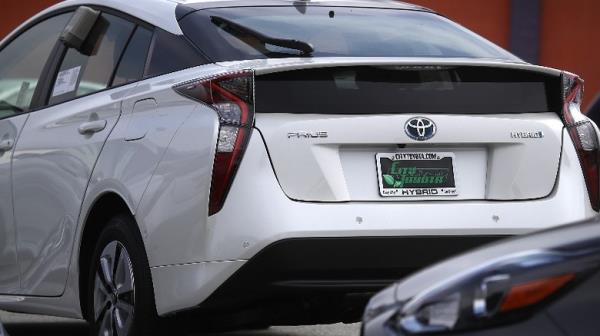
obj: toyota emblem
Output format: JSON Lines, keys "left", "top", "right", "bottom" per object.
{"left": 405, "top": 117, "right": 437, "bottom": 141}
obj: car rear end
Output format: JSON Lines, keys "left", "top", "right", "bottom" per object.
{"left": 168, "top": 2, "right": 600, "bottom": 324}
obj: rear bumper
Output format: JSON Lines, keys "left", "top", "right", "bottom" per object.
{"left": 150, "top": 132, "right": 598, "bottom": 317}
{"left": 197, "top": 235, "right": 504, "bottom": 306}
{"left": 152, "top": 235, "right": 504, "bottom": 321}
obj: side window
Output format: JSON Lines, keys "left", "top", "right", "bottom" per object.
{"left": 0, "top": 13, "right": 72, "bottom": 118}
{"left": 49, "top": 13, "right": 135, "bottom": 105}
{"left": 145, "top": 29, "right": 207, "bottom": 78}
{"left": 112, "top": 26, "right": 153, "bottom": 86}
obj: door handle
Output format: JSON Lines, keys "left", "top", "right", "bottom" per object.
{"left": 78, "top": 120, "right": 107, "bottom": 135}
{"left": 0, "top": 139, "right": 14, "bottom": 151}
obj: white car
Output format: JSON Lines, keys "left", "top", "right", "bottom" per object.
{"left": 0, "top": 0, "right": 597, "bottom": 335}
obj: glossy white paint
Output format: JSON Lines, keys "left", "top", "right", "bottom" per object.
{"left": 151, "top": 260, "right": 245, "bottom": 315}
{"left": 0, "top": 60, "right": 596, "bottom": 319}
{"left": 0, "top": 65, "right": 220, "bottom": 317}
{"left": 216, "top": 57, "right": 561, "bottom": 76}
{"left": 84, "top": 67, "right": 220, "bottom": 268}
{"left": 135, "top": 101, "right": 218, "bottom": 267}
{"left": 206, "top": 129, "right": 595, "bottom": 260}
{"left": 256, "top": 113, "right": 563, "bottom": 201}
{"left": 11, "top": 85, "right": 126, "bottom": 296}
{"left": 0, "top": 0, "right": 597, "bottom": 324}
{"left": 0, "top": 115, "right": 28, "bottom": 294}
{"left": 149, "top": 126, "right": 596, "bottom": 315}
{"left": 0, "top": 0, "right": 181, "bottom": 49}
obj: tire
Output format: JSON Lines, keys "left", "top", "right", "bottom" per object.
{"left": 86, "top": 214, "right": 159, "bottom": 336}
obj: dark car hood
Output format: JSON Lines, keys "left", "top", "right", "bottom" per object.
{"left": 394, "top": 217, "right": 600, "bottom": 302}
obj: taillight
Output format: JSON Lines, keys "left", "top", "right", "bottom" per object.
{"left": 174, "top": 70, "right": 254, "bottom": 215}
{"left": 562, "top": 72, "right": 600, "bottom": 211}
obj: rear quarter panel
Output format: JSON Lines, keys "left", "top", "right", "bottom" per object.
{"left": 82, "top": 68, "right": 221, "bottom": 268}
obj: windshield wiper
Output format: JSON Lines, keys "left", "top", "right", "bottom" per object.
{"left": 0, "top": 100, "right": 23, "bottom": 113}
{"left": 211, "top": 16, "right": 314, "bottom": 56}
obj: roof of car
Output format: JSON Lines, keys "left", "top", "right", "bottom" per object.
{"left": 173, "top": 0, "right": 432, "bottom": 11}
{"left": 2, "top": 0, "right": 433, "bottom": 48}
{"left": 4, "top": 0, "right": 184, "bottom": 39}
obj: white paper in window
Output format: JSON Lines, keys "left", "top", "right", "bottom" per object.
{"left": 52, "top": 66, "right": 81, "bottom": 97}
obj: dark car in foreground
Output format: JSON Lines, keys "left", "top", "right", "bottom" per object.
{"left": 363, "top": 217, "right": 600, "bottom": 336}
{"left": 0, "top": 320, "right": 7, "bottom": 336}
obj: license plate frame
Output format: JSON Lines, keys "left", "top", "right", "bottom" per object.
{"left": 376, "top": 152, "right": 458, "bottom": 197}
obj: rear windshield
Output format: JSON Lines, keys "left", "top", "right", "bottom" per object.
{"left": 255, "top": 66, "right": 562, "bottom": 114}
{"left": 179, "top": 7, "right": 518, "bottom": 62}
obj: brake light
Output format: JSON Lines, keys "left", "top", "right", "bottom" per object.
{"left": 562, "top": 72, "right": 600, "bottom": 211}
{"left": 174, "top": 70, "right": 254, "bottom": 215}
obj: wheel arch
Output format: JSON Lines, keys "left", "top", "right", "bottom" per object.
{"left": 78, "top": 191, "right": 139, "bottom": 320}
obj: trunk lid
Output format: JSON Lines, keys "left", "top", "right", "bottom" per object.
{"left": 226, "top": 58, "right": 564, "bottom": 202}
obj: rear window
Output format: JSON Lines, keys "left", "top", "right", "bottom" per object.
{"left": 255, "top": 66, "right": 562, "bottom": 115}
{"left": 180, "top": 7, "right": 518, "bottom": 62}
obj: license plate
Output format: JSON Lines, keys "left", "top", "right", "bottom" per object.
{"left": 376, "top": 152, "right": 458, "bottom": 197}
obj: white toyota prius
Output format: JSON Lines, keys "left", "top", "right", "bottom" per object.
{"left": 0, "top": 0, "right": 598, "bottom": 335}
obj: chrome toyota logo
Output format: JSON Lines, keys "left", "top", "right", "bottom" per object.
{"left": 405, "top": 117, "right": 436, "bottom": 141}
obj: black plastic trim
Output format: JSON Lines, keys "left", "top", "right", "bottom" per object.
{"left": 175, "top": 3, "right": 197, "bottom": 21}
{"left": 29, "top": 32, "right": 68, "bottom": 111}
{"left": 107, "top": 25, "right": 139, "bottom": 87}
{"left": 2, "top": 4, "right": 156, "bottom": 115}
{"left": 197, "top": 235, "right": 508, "bottom": 314}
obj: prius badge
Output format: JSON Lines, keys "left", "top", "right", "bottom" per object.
{"left": 287, "top": 131, "right": 329, "bottom": 139}
{"left": 405, "top": 117, "right": 437, "bottom": 141}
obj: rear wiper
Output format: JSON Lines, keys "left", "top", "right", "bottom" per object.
{"left": 211, "top": 16, "right": 314, "bottom": 56}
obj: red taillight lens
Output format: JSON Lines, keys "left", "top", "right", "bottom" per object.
{"left": 562, "top": 72, "right": 600, "bottom": 211}
{"left": 174, "top": 71, "right": 254, "bottom": 215}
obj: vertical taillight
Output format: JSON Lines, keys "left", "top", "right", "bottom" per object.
{"left": 562, "top": 72, "right": 600, "bottom": 211}
{"left": 174, "top": 70, "right": 254, "bottom": 215}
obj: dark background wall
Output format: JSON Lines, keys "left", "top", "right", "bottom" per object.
{"left": 0, "top": 0, "right": 58, "bottom": 37}
{"left": 411, "top": 0, "right": 600, "bottom": 110}
{"left": 2, "top": 0, "right": 600, "bottom": 109}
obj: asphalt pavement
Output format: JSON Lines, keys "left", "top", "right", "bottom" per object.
{"left": 0, "top": 311, "right": 360, "bottom": 336}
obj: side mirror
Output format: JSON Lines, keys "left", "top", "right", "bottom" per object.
{"left": 60, "top": 6, "right": 101, "bottom": 51}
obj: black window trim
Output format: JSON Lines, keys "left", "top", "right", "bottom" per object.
{"left": 37, "top": 13, "right": 135, "bottom": 109}
{"left": 0, "top": 5, "right": 158, "bottom": 117}
{"left": 38, "top": 6, "right": 159, "bottom": 110}
{"left": 30, "top": 33, "right": 69, "bottom": 111}
{"left": 177, "top": 28, "right": 215, "bottom": 65}
{"left": 142, "top": 27, "right": 211, "bottom": 79}
{"left": 0, "top": 9, "right": 74, "bottom": 121}
{"left": 0, "top": 4, "right": 212, "bottom": 121}
{"left": 111, "top": 25, "right": 155, "bottom": 87}
{"left": 143, "top": 29, "right": 159, "bottom": 78}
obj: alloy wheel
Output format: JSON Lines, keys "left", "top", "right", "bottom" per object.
{"left": 94, "top": 241, "right": 136, "bottom": 336}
